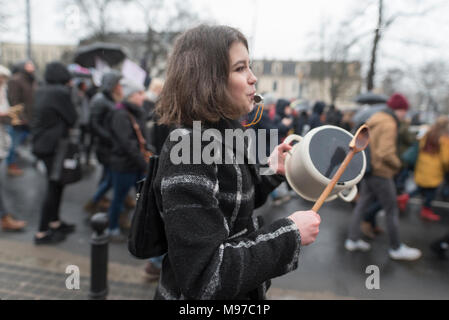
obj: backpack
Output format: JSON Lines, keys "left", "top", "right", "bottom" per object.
{"left": 128, "top": 155, "right": 168, "bottom": 259}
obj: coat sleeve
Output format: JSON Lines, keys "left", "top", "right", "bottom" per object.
{"left": 160, "top": 162, "right": 301, "bottom": 300}
{"left": 377, "top": 122, "right": 402, "bottom": 172}
{"left": 90, "top": 99, "right": 113, "bottom": 144}
{"left": 7, "top": 78, "right": 23, "bottom": 106}
{"left": 440, "top": 136, "right": 449, "bottom": 172}
{"left": 53, "top": 89, "right": 78, "bottom": 127}
{"left": 110, "top": 112, "right": 147, "bottom": 172}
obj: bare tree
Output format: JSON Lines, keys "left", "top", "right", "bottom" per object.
{"left": 67, "top": 0, "right": 129, "bottom": 41}
{"left": 366, "top": 0, "right": 443, "bottom": 91}
{"left": 131, "top": 0, "right": 199, "bottom": 77}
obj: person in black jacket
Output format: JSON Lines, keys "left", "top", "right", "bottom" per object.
{"left": 83, "top": 71, "right": 123, "bottom": 215}
{"left": 153, "top": 25, "right": 321, "bottom": 300}
{"left": 107, "top": 79, "right": 149, "bottom": 241}
{"left": 32, "top": 62, "right": 78, "bottom": 245}
{"left": 308, "top": 101, "right": 326, "bottom": 130}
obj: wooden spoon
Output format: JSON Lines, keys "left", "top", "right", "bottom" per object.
{"left": 312, "top": 125, "right": 370, "bottom": 213}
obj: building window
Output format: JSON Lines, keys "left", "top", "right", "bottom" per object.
{"left": 272, "top": 62, "right": 282, "bottom": 75}
{"left": 273, "top": 80, "right": 278, "bottom": 92}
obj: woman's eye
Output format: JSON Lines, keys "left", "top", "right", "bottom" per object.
{"left": 235, "top": 65, "right": 246, "bottom": 72}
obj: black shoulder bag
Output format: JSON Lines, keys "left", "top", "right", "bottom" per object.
{"left": 128, "top": 155, "right": 168, "bottom": 259}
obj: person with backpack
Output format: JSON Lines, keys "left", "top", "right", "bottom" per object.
{"left": 150, "top": 25, "right": 321, "bottom": 300}
{"left": 345, "top": 93, "right": 422, "bottom": 261}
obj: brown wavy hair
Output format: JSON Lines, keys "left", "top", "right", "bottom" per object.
{"left": 423, "top": 115, "right": 449, "bottom": 154}
{"left": 156, "top": 25, "right": 249, "bottom": 127}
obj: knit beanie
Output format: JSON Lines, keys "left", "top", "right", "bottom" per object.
{"left": 387, "top": 93, "right": 409, "bottom": 111}
{"left": 121, "top": 78, "right": 145, "bottom": 100}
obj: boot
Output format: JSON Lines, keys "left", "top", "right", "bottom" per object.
{"left": 7, "top": 164, "right": 24, "bottom": 177}
{"left": 1, "top": 214, "right": 27, "bottom": 232}
{"left": 397, "top": 193, "right": 410, "bottom": 212}
{"left": 124, "top": 195, "right": 136, "bottom": 209}
{"left": 420, "top": 207, "right": 441, "bottom": 222}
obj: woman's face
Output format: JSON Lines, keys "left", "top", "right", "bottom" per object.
{"left": 227, "top": 42, "right": 258, "bottom": 114}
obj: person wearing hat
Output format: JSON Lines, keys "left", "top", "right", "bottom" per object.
{"left": 0, "top": 65, "right": 27, "bottom": 231}
{"left": 32, "top": 62, "right": 78, "bottom": 244}
{"left": 107, "top": 78, "right": 150, "bottom": 242}
{"left": 83, "top": 71, "right": 123, "bottom": 215}
{"left": 345, "top": 92, "right": 422, "bottom": 261}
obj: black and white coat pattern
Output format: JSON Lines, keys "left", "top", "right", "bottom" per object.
{"left": 153, "top": 118, "right": 302, "bottom": 300}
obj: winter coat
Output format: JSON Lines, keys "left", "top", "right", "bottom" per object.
{"left": 109, "top": 102, "right": 148, "bottom": 173}
{"left": 7, "top": 70, "right": 36, "bottom": 125}
{"left": 0, "top": 85, "right": 11, "bottom": 159}
{"left": 153, "top": 118, "right": 302, "bottom": 300}
{"left": 414, "top": 135, "right": 449, "bottom": 188}
{"left": 89, "top": 92, "right": 116, "bottom": 165}
{"left": 31, "top": 84, "right": 78, "bottom": 157}
{"left": 365, "top": 110, "right": 402, "bottom": 178}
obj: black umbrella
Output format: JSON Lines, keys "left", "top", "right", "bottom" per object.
{"left": 74, "top": 42, "right": 126, "bottom": 68}
{"left": 355, "top": 92, "right": 388, "bottom": 105}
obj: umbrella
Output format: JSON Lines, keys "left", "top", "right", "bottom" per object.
{"left": 67, "top": 64, "right": 92, "bottom": 78}
{"left": 355, "top": 92, "right": 388, "bottom": 105}
{"left": 74, "top": 42, "right": 126, "bottom": 68}
{"left": 352, "top": 104, "right": 388, "bottom": 129}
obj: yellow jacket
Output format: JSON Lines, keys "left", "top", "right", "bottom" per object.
{"left": 414, "top": 135, "right": 449, "bottom": 188}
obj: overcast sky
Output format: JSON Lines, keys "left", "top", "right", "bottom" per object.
{"left": 2, "top": 0, "right": 449, "bottom": 74}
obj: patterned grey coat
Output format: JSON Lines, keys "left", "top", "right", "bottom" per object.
{"left": 153, "top": 118, "right": 302, "bottom": 300}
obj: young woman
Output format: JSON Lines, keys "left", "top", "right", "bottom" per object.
{"left": 153, "top": 25, "right": 320, "bottom": 300}
{"left": 414, "top": 115, "right": 449, "bottom": 221}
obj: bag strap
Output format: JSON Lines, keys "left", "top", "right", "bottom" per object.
{"left": 126, "top": 111, "right": 152, "bottom": 162}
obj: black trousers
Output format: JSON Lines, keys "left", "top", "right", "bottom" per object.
{"left": 38, "top": 156, "right": 65, "bottom": 232}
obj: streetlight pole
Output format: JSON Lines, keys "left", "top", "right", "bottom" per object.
{"left": 26, "top": 0, "right": 32, "bottom": 60}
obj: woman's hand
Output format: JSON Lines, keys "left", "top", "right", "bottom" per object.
{"left": 267, "top": 143, "right": 293, "bottom": 176}
{"left": 288, "top": 210, "right": 321, "bottom": 246}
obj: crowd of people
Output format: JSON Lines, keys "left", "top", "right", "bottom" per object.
{"left": 0, "top": 24, "right": 448, "bottom": 299}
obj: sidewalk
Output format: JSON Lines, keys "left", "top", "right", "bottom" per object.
{"left": 0, "top": 239, "right": 157, "bottom": 300}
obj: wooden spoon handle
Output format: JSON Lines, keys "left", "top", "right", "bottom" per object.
{"left": 312, "top": 150, "right": 355, "bottom": 212}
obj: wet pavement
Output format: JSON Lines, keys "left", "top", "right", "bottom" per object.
{"left": 0, "top": 146, "right": 448, "bottom": 300}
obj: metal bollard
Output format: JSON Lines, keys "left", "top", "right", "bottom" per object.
{"left": 89, "top": 212, "right": 109, "bottom": 300}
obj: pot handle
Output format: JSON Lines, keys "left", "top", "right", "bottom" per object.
{"left": 284, "top": 134, "right": 303, "bottom": 146}
{"left": 338, "top": 185, "right": 358, "bottom": 202}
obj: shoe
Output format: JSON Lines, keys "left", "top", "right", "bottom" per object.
{"left": 119, "top": 212, "right": 131, "bottom": 231}
{"left": 389, "top": 244, "right": 421, "bottom": 261}
{"left": 108, "top": 228, "right": 127, "bottom": 243}
{"left": 345, "top": 239, "right": 371, "bottom": 252}
{"left": 124, "top": 195, "right": 136, "bottom": 209}
{"left": 360, "top": 222, "right": 376, "bottom": 239}
{"left": 144, "top": 262, "right": 161, "bottom": 281}
{"left": 430, "top": 241, "right": 448, "bottom": 260}
{"left": 51, "top": 221, "right": 76, "bottom": 235}
{"left": 99, "top": 197, "right": 111, "bottom": 209}
{"left": 420, "top": 207, "right": 441, "bottom": 222}
{"left": 397, "top": 193, "right": 410, "bottom": 212}
{"left": 373, "top": 226, "right": 384, "bottom": 235}
{"left": 7, "top": 164, "right": 24, "bottom": 177}
{"left": 1, "top": 214, "right": 27, "bottom": 232}
{"left": 34, "top": 230, "right": 66, "bottom": 245}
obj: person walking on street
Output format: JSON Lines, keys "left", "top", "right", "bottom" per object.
{"left": 0, "top": 65, "right": 27, "bottom": 231}
{"left": 413, "top": 115, "right": 449, "bottom": 222}
{"left": 6, "top": 60, "right": 36, "bottom": 177}
{"left": 153, "top": 25, "right": 321, "bottom": 300}
{"left": 107, "top": 79, "right": 150, "bottom": 241}
{"left": 345, "top": 93, "right": 422, "bottom": 261}
{"left": 83, "top": 71, "right": 123, "bottom": 215}
{"left": 32, "top": 62, "right": 78, "bottom": 245}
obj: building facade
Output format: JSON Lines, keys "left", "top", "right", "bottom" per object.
{"left": 252, "top": 60, "right": 362, "bottom": 108}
